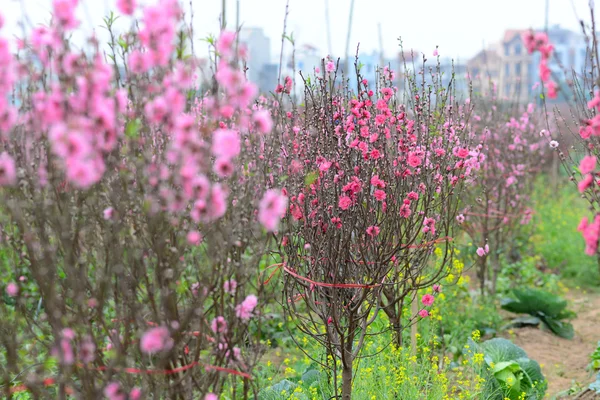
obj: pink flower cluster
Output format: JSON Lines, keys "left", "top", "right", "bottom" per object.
{"left": 476, "top": 244, "right": 490, "bottom": 257}
{"left": 418, "top": 289, "right": 440, "bottom": 319}
{"left": 0, "top": 20, "right": 16, "bottom": 137}
{"left": 579, "top": 155, "right": 597, "bottom": 193}
{"left": 578, "top": 216, "right": 600, "bottom": 255}
{"left": 104, "top": 382, "right": 142, "bottom": 400}
{"left": 275, "top": 76, "right": 293, "bottom": 94}
{"left": 580, "top": 92, "right": 600, "bottom": 139}
{"left": 523, "top": 31, "right": 558, "bottom": 99}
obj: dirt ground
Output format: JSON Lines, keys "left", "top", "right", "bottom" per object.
{"left": 505, "top": 291, "right": 600, "bottom": 398}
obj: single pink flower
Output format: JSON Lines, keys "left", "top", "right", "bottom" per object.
{"left": 399, "top": 204, "right": 411, "bottom": 218}
{"left": 6, "top": 282, "right": 18, "bottom": 297}
{"left": 223, "top": 279, "right": 237, "bottom": 294}
{"left": 53, "top": 0, "right": 79, "bottom": 30}
{"left": 140, "top": 326, "right": 173, "bottom": 354}
{"left": 186, "top": 230, "right": 202, "bottom": 245}
{"left": 418, "top": 309, "right": 429, "bottom": 318}
{"left": 116, "top": 0, "right": 136, "bottom": 15}
{"left": 0, "top": 152, "right": 16, "bottom": 186}
{"left": 208, "top": 184, "right": 228, "bottom": 221}
{"left": 455, "top": 148, "right": 470, "bottom": 158}
{"left": 211, "top": 316, "right": 228, "bottom": 334}
{"left": 78, "top": 335, "right": 96, "bottom": 363}
{"left": 212, "top": 129, "right": 240, "bottom": 160}
{"left": 103, "top": 207, "right": 114, "bottom": 220}
{"left": 579, "top": 174, "right": 594, "bottom": 193}
{"left": 130, "top": 388, "right": 142, "bottom": 400}
{"left": 258, "top": 189, "right": 288, "bottom": 232}
{"left": 407, "top": 154, "right": 422, "bottom": 167}
{"left": 104, "top": 382, "right": 126, "bottom": 400}
{"left": 578, "top": 217, "right": 589, "bottom": 232}
{"left": 338, "top": 195, "right": 352, "bottom": 210}
{"left": 216, "top": 31, "right": 236, "bottom": 57}
{"left": 421, "top": 294, "right": 435, "bottom": 307}
{"left": 374, "top": 189, "right": 386, "bottom": 201}
{"left": 580, "top": 155, "right": 597, "bottom": 175}
{"left": 582, "top": 215, "right": 600, "bottom": 255}
{"left": 366, "top": 225, "right": 380, "bottom": 237}
{"left": 546, "top": 80, "right": 558, "bottom": 99}
{"left": 236, "top": 294, "right": 258, "bottom": 321}
{"left": 214, "top": 157, "right": 234, "bottom": 178}
{"left": 253, "top": 110, "right": 273, "bottom": 134}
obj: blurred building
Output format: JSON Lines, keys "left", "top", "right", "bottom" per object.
{"left": 467, "top": 48, "right": 501, "bottom": 95}
{"left": 258, "top": 63, "right": 279, "bottom": 94}
{"left": 238, "top": 27, "right": 271, "bottom": 87}
{"left": 468, "top": 26, "right": 586, "bottom": 101}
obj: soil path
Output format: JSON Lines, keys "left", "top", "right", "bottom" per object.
{"left": 506, "top": 291, "right": 600, "bottom": 398}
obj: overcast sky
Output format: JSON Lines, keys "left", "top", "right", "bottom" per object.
{"left": 1, "top": 0, "right": 595, "bottom": 62}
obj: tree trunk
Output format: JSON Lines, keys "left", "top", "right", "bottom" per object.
{"left": 342, "top": 366, "right": 353, "bottom": 400}
{"left": 478, "top": 256, "right": 486, "bottom": 296}
{"left": 411, "top": 291, "right": 418, "bottom": 355}
{"left": 491, "top": 253, "right": 500, "bottom": 295}
{"left": 341, "top": 329, "right": 355, "bottom": 400}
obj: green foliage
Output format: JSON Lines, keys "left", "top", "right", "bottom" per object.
{"left": 474, "top": 338, "right": 547, "bottom": 399}
{"left": 500, "top": 288, "right": 575, "bottom": 339}
{"left": 125, "top": 118, "right": 141, "bottom": 139}
{"left": 304, "top": 171, "right": 318, "bottom": 187}
{"left": 589, "top": 341, "right": 600, "bottom": 371}
{"left": 495, "top": 254, "right": 562, "bottom": 295}
{"left": 530, "top": 176, "right": 599, "bottom": 287}
{"left": 427, "top": 261, "right": 502, "bottom": 359}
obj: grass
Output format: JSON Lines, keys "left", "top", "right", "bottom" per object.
{"left": 529, "top": 175, "right": 600, "bottom": 288}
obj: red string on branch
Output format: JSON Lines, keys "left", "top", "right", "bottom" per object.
{"left": 283, "top": 265, "right": 382, "bottom": 289}
{"left": 9, "top": 361, "right": 251, "bottom": 394}
{"left": 402, "top": 236, "right": 453, "bottom": 249}
{"left": 263, "top": 236, "right": 452, "bottom": 290}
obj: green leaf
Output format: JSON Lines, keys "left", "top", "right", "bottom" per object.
{"left": 492, "top": 360, "right": 521, "bottom": 374}
{"left": 125, "top": 119, "right": 141, "bottom": 139}
{"left": 503, "top": 316, "right": 541, "bottom": 330}
{"left": 117, "top": 37, "right": 128, "bottom": 51}
{"left": 301, "top": 369, "right": 321, "bottom": 386}
{"left": 481, "top": 338, "right": 527, "bottom": 364}
{"left": 500, "top": 288, "right": 575, "bottom": 339}
{"left": 516, "top": 357, "right": 545, "bottom": 390}
{"left": 494, "top": 368, "right": 521, "bottom": 394}
{"left": 541, "top": 317, "right": 574, "bottom": 339}
{"left": 501, "top": 288, "right": 569, "bottom": 318}
{"left": 304, "top": 171, "right": 318, "bottom": 187}
{"left": 269, "top": 379, "right": 297, "bottom": 393}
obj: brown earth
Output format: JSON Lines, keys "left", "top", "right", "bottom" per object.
{"left": 505, "top": 291, "right": 600, "bottom": 398}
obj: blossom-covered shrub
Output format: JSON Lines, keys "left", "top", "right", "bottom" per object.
{"left": 460, "top": 90, "right": 548, "bottom": 294}
{"left": 542, "top": 5, "right": 600, "bottom": 265}
{"left": 272, "top": 57, "right": 480, "bottom": 399}
{"left": 0, "top": 1, "right": 281, "bottom": 398}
